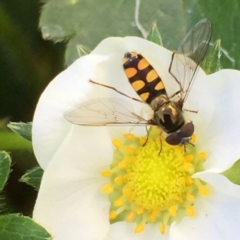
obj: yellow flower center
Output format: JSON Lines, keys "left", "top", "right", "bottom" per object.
{"left": 101, "top": 127, "right": 209, "bottom": 234}
{"left": 127, "top": 139, "right": 186, "bottom": 210}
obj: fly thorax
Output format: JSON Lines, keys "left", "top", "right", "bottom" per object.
{"left": 153, "top": 101, "right": 185, "bottom": 133}
{"left": 150, "top": 95, "right": 169, "bottom": 111}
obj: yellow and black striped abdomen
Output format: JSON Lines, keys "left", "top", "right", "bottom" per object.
{"left": 123, "top": 52, "right": 166, "bottom": 104}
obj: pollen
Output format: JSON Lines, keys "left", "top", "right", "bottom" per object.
{"left": 100, "top": 127, "right": 209, "bottom": 235}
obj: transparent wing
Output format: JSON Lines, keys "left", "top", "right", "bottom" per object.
{"left": 169, "top": 18, "right": 212, "bottom": 106}
{"left": 64, "top": 98, "right": 150, "bottom": 126}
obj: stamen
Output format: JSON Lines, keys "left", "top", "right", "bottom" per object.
{"left": 134, "top": 223, "right": 144, "bottom": 233}
{"left": 150, "top": 208, "right": 160, "bottom": 222}
{"left": 124, "top": 156, "right": 133, "bottom": 163}
{"left": 101, "top": 170, "right": 111, "bottom": 177}
{"left": 186, "top": 193, "right": 195, "bottom": 202}
{"left": 198, "top": 152, "right": 207, "bottom": 160}
{"left": 159, "top": 224, "right": 165, "bottom": 234}
{"left": 186, "top": 206, "right": 195, "bottom": 218}
{"left": 109, "top": 210, "right": 117, "bottom": 220}
{"left": 190, "top": 134, "right": 197, "bottom": 143}
{"left": 139, "top": 136, "right": 147, "bottom": 145}
{"left": 178, "top": 195, "right": 183, "bottom": 203}
{"left": 112, "top": 139, "right": 122, "bottom": 148}
{"left": 101, "top": 184, "right": 114, "bottom": 194}
{"left": 127, "top": 211, "right": 137, "bottom": 222}
{"left": 185, "top": 154, "right": 193, "bottom": 162}
{"left": 114, "top": 176, "right": 124, "bottom": 185}
{"left": 118, "top": 160, "right": 127, "bottom": 169}
{"left": 125, "top": 146, "right": 135, "bottom": 154}
{"left": 124, "top": 133, "right": 136, "bottom": 139}
{"left": 168, "top": 206, "right": 177, "bottom": 216}
{"left": 123, "top": 188, "right": 132, "bottom": 196}
{"left": 102, "top": 128, "right": 209, "bottom": 235}
{"left": 137, "top": 206, "right": 144, "bottom": 214}
{"left": 199, "top": 185, "right": 210, "bottom": 196}
{"left": 114, "top": 198, "right": 124, "bottom": 207}
{"left": 183, "top": 162, "right": 193, "bottom": 171}
{"left": 185, "top": 176, "right": 193, "bottom": 185}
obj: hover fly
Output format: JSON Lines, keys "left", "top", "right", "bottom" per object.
{"left": 65, "top": 18, "right": 212, "bottom": 149}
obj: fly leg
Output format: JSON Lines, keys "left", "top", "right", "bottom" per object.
{"left": 168, "top": 90, "right": 181, "bottom": 100}
{"left": 142, "top": 126, "right": 149, "bottom": 147}
{"left": 89, "top": 79, "right": 143, "bottom": 103}
{"left": 183, "top": 141, "right": 195, "bottom": 152}
{"left": 183, "top": 108, "right": 198, "bottom": 114}
{"left": 158, "top": 131, "right": 163, "bottom": 155}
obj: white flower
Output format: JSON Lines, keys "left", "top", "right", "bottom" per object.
{"left": 32, "top": 37, "right": 240, "bottom": 240}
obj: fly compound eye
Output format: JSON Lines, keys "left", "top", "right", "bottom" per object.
{"left": 180, "top": 122, "right": 194, "bottom": 137}
{"left": 165, "top": 132, "right": 182, "bottom": 145}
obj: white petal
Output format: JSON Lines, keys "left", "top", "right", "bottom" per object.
{"left": 105, "top": 222, "right": 169, "bottom": 240}
{"left": 32, "top": 54, "right": 110, "bottom": 169}
{"left": 194, "top": 171, "right": 240, "bottom": 199}
{"left": 184, "top": 69, "right": 240, "bottom": 172}
{"left": 170, "top": 188, "right": 240, "bottom": 240}
{"left": 33, "top": 126, "right": 112, "bottom": 240}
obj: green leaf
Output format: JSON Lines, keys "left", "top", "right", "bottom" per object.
{"left": 7, "top": 122, "right": 32, "bottom": 141}
{"left": 0, "top": 194, "right": 7, "bottom": 214}
{"left": 20, "top": 167, "right": 43, "bottom": 189}
{"left": 65, "top": 43, "right": 91, "bottom": 66}
{"left": 222, "top": 159, "right": 240, "bottom": 185}
{"left": 39, "top": 0, "right": 240, "bottom": 69}
{"left": 202, "top": 39, "right": 221, "bottom": 74}
{"left": 39, "top": 0, "right": 193, "bottom": 65}
{"left": 76, "top": 45, "right": 91, "bottom": 56}
{"left": 0, "top": 151, "right": 11, "bottom": 192}
{"left": 147, "top": 22, "right": 163, "bottom": 46}
{"left": 0, "top": 214, "right": 51, "bottom": 240}
{"left": 0, "top": 132, "right": 32, "bottom": 150}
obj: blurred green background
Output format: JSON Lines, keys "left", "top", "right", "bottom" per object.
{"left": 0, "top": 0, "right": 239, "bottom": 215}
{"left": 0, "top": 0, "right": 65, "bottom": 215}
